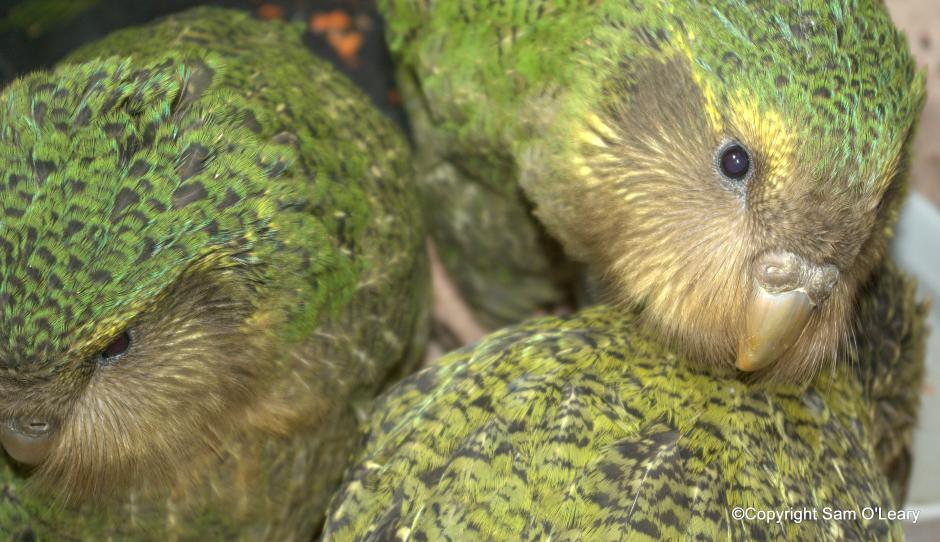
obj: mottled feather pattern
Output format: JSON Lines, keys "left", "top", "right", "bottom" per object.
{"left": 323, "top": 262, "right": 924, "bottom": 541}
{"left": 851, "top": 260, "right": 928, "bottom": 505}
{"left": 0, "top": 7, "right": 428, "bottom": 540}
{"left": 384, "top": 0, "right": 923, "bottom": 184}
{"left": 379, "top": 0, "right": 925, "bottom": 382}
{"left": 0, "top": 55, "right": 292, "bottom": 366}
{"left": 381, "top": 0, "right": 595, "bottom": 327}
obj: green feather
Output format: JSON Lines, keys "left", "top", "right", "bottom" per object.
{"left": 323, "top": 260, "right": 925, "bottom": 541}
{"left": 0, "top": 7, "right": 427, "bottom": 540}
{"left": 380, "top": 0, "right": 926, "bottom": 382}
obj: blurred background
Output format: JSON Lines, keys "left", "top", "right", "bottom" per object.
{"left": 884, "top": 3, "right": 940, "bottom": 539}
{"left": 0, "top": 0, "right": 938, "bottom": 538}
{"left": 0, "top": 0, "right": 409, "bottom": 129}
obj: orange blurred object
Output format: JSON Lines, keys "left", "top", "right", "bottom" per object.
{"left": 256, "top": 3, "right": 285, "bottom": 20}
{"left": 310, "top": 11, "right": 352, "bottom": 33}
{"left": 328, "top": 31, "right": 364, "bottom": 66}
{"left": 310, "top": 11, "right": 363, "bottom": 67}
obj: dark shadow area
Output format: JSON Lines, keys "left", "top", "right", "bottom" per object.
{"left": 0, "top": 0, "right": 408, "bottom": 131}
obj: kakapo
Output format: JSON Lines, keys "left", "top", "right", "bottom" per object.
{"left": 380, "top": 0, "right": 925, "bottom": 381}
{"left": 0, "top": 6, "right": 427, "bottom": 540}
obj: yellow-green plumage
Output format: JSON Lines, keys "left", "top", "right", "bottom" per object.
{"left": 382, "top": 0, "right": 926, "bottom": 381}
{"left": 0, "top": 6, "right": 427, "bottom": 540}
{"left": 323, "top": 261, "right": 925, "bottom": 541}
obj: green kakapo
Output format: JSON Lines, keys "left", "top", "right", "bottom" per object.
{"left": 323, "top": 260, "right": 926, "bottom": 541}
{"left": 0, "top": 6, "right": 427, "bottom": 540}
{"left": 381, "top": 0, "right": 926, "bottom": 382}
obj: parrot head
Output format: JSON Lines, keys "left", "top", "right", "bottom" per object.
{"left": 522, "top": 0, "right": 925, "bottom": 381}
{"left": 0, "top": 56, "right": 302, "bottom": 502}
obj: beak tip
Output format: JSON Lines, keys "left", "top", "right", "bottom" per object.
{"left": 735, "top": 336, "right": 776, "bottom": 372}
{"left": 736, "top": 287, "right": 815, "bottom": 373}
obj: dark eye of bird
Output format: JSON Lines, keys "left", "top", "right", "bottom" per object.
{"left": 719, "top": 143, "right": 751, "bottom": 180}
{"left": 99, "top": 330, "right": 132, "bottom": 363}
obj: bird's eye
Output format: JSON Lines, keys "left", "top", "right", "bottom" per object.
{"left": 99, "top": 330, "right": 132, "bottom": 363}
{"left": 718, "top": 143, "right": 751, "bottom": 180}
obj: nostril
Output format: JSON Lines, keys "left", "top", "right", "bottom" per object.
{"left": 754, "top": 252, "right": 840, "bottom": 301}
{"left": 27, "top": 421, "right": 50, "bottom": 434}
{"left": 756, "top": 252, "right": 803, "bottom": 291}
{"left": 761, "top": 264, "right": 795, "bottom": 282}
{"left": 9, "top": 418, "right": 52, "bottom": 437}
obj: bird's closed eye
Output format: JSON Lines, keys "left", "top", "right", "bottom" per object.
{"left": 98, "top": 330, "right": 132, "bottom": 365}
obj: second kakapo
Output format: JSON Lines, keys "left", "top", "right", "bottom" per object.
{"left": 0, "top": 6, "right": 427, "bottom": 540}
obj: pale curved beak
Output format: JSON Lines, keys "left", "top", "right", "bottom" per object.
{"left": 736, "top": 286, "right": 815, "bottom": 372}
{"left": 0, "top": 419, "right": 55, "bottom": 466}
